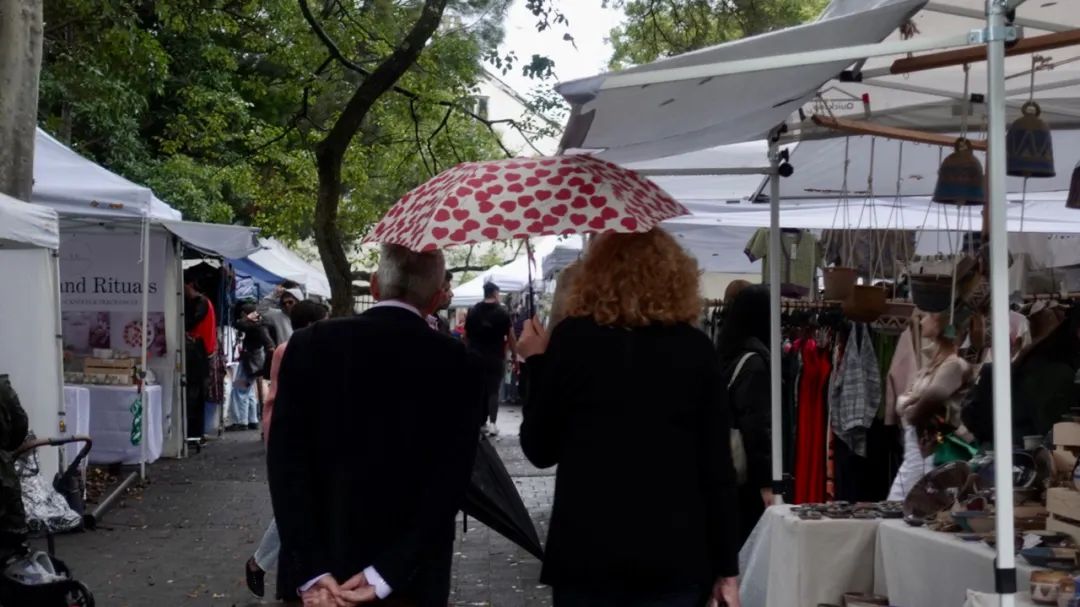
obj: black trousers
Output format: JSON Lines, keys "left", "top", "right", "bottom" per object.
{"left": 483, "top": 361, "right": 504, "bottom": 424}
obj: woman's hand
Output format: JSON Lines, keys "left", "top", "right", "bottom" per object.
{"left": 760, "top": 488, "right": 775, "bottom": 509}
{"left": 516, "top": 316, "right": 549, "bottom": 359}
{"left": 711, "top": 576, "right": 741, "bottom": 607}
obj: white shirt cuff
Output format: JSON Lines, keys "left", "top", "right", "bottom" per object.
{"left": 299, "top": 573, "right": 329, "bottom": 593}
{"left": 363, "top": 566, "right": 393, "bottom": 599}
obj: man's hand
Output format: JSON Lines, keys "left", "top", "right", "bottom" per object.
{"left": 711, "top": 576, "right": 741, "bottom": 607}
{"left": 301, "top": 576, "right": 342, "bottom": 607}
{"left": 339, "top": 572, "right": 378, "bottom": 604}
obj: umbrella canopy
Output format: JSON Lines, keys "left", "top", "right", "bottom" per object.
{"left": 367, "top": 155, "right": 689, "bottom": 251}
{"left": 463, "top": 436, "right": 544, "bottom": 560}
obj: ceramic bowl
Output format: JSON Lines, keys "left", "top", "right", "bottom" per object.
{"left": 953, "top": 511, "right": 995, "bottom": 534}
{"left": 1031, "top": 570, "right": 1073, "bottom": 605}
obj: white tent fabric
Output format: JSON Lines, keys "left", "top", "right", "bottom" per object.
{"left": 451, "top": 239, "right": 564, "bottom": 308}
{"left": 160, "top": 221, "right": 261, "bottom": 260}
{"left": 0, "top": 193, "right": 59, "bottom": 249}
{"left": 246, "top": 238, "right": 332, "bottom": 298}
{"left": 792, "top": 0, "right": 1080, "bottom": 141}
{"left": 33, "top": 129, "right": 182, "bottom": 221}
{"left": 0, "top": 197, "right": 64, "bottom": 481}
{"left": 556, "top": 0, "right": 926, "bottom": 162}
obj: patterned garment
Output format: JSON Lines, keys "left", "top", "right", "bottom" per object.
{"left": 829, "top": 323, "right": 881, "bottom": 457}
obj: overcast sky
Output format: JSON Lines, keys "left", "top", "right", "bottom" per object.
{"left": 495, "top": 0, "right": 625, "bottom": 96}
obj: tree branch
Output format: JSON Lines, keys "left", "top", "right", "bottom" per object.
{"left": 298, "top": 0, "right": 374, "bottom": 75}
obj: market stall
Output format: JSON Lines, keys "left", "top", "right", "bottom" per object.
{"left": 556, "top": 0, "right": 1080, "bottom": 604}
{"left": 33, "top": 128, "right": 261, "bottom": 464}
{"left": 0, "top": 194, "right": 65, "bottom": 481}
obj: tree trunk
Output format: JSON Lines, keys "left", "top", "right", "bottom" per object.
{"left": 0, "top": 0, "right": 43, "bottom": 201}
{"left": 305, "top": 0, "right": 449, "bottom": 317}
{"left": 313, "top": 154, "right": 356, "bottom": 316}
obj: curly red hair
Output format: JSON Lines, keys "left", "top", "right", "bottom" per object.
{"left": 564, "top": 229, "right": 702, "bottom": 327}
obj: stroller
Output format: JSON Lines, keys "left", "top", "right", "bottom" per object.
{"left": 0, "top": 435, "right": 95, "bottom": 607}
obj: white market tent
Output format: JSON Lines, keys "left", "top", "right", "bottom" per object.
{"left": 245, "top": 238, "right": 332, "bottom": 299}
{"left": 33, "top": 128, "right": 180, "bottom": 221}
{"left": 0, "top": 194, "right": 64, "bottom": 481}
{"left": 451, "top": 238, "right": 567, "bottom": 308}
{"left": 557, "top": 1, "right": 1080, "bottom": 601}
{"left": 32, "top": 129, "right": 261, "bottom": 463}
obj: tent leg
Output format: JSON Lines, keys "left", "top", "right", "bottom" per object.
{"left": 51, "top": 250, "right": 67, "bottom": 472}
{"left": 767, "top": 134, "right": 784, "bottom": 504}
{"left": 986, "top": 0, "right": 1017, "bottom": 603}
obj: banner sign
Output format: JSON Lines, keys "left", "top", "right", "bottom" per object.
{"left": 59, "top": 232, "right": 169, "bottom": 358}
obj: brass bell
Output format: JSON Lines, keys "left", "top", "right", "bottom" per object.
{"left": 1067, "top": 161, "right": 1080, "bottom": 210}
{"left": 933, "top": 138, "right": 985, "bottom": 205}
{"left": 1007, "top": 101, "right": 1055, "bottom": 178}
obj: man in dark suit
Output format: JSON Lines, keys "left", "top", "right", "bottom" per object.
{"left": 268, "top": 244, "right": 484, "bottom": 606}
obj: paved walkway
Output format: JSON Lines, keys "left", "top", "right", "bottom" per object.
{"left": 39, "top": 405, "right": 553, "bottom": 606}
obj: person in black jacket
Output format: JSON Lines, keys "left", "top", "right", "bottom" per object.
{"left": 268, "top": 243, "right": 484, "bottom": 606}
{"left": 517, "top": 229, "right": 741, "bottom": 607}
{"left": 715, "top": 284, "right": 773, "bottom": 545}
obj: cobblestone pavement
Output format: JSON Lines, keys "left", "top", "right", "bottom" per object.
{"left": 38, "top": 405, "right": 553, "bottom": 606}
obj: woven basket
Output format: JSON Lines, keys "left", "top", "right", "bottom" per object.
{"left": 823, "top": 267, "right": 858, "bottom": 301}
{"left": 843, "top": 285, "right": 887, "bottom": 323}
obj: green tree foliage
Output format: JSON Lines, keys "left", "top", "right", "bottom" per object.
{"left": 38, "top": 0, "right": 511, "bottom": 239}
{"left": 608, "top": 0, "right": 828, "bottom": 68}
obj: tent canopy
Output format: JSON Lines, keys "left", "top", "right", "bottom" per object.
{"left": 160, "top": 220, "right": 262, "bottom": 259}
{"left": 33, "top": 128, "right": 181, "bottom": 221}
{"left": 558, "top": 0, "right": 1080, "bottom": 161}
{"left": 556, "top": 0, "right": 926, "bottom": 162}
{"left": 0, "top": 193, "right": 59, "bottom": 250}
{"left": 242, "top": 238, "right": 331, "bottom": 299}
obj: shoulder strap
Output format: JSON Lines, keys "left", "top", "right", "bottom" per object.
{"left": 728, "top": 351, "right": 758, "bottom": 391}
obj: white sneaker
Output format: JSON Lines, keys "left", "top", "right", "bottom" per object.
{"left": 487, "top": 422, "right": 500, "bottom": 436}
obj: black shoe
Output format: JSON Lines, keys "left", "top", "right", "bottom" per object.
{"left": 247, "top": 423, "right": 259, "bottom": 431}
{"left": 245, "top": 556, "right": 265, "bottom": 598}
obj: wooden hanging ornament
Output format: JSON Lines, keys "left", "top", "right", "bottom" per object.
{"left": 933, "top": 138, "right": 985, "bottom": 205}
{"left": 1007, "top": 101, "right": 1055, "bottom": 178}
{"left": 1067, "top": 161, "right": 1080, "bottom": 210}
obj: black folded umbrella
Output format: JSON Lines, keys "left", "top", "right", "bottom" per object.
{"left": 463, "top": 435, "right": 544, "bottom": 560}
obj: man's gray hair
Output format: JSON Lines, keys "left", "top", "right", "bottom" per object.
{"left": 376, "top": 244, "right": 446, "bottom": 309}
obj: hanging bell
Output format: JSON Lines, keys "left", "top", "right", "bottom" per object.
{"left": 1067, "top": 161, "right": 1080, "bottom": 210}
{"left": 1007, "top": 101, "right": 1055, "bottom": 178}
{"left": 933, "top": 137, "right": 985, "bottom": 206}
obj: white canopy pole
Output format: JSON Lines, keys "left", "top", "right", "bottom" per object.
{"left": 767, "top": 135, "right": 784, "bottom": 500}
{"left": 140, "top": 214, "right": 151, "bottom": 480}
{"left": 986, "top": 0, "right": 1017, "bottom": 603}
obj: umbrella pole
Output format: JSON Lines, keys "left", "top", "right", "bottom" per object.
{"left": 767, "top": 134, "right": 784, "bottom": 505}
{"left": 986, "top": 1, "right": 1018, "bottom": 603}
{"left": 526, "top": 238, "right": 536, "bottom": 319}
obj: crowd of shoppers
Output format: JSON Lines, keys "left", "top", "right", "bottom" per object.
{"left": 246, "top": 229, "right": 751, "bottom": 607}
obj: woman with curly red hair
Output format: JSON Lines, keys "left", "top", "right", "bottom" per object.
{"left": 518, "top": 229, "right": 741, "bottom": 607}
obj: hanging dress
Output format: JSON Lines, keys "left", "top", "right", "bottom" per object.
{"left": 794, "top": 338, "right": 832, "bottom": 504}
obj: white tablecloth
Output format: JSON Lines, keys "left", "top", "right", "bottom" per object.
{"left": 72, "top": 385, "right": 163, "bottom": 465}
{"left": 60, "top": 386, "right": 91, "bottom": 465}
{"left": 741, "top": 505, "right": 881, "bottom": 607}
{"left": 874, "top": 520, "right": 1038, "bottom": 607}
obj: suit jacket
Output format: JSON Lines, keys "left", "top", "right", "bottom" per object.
{"left": 521, "top": 316, "right": 740, "bottom": 592}
{"left": 268, "top": 306, "right": 485, "bottom": 605}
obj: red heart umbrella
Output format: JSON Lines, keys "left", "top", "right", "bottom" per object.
{"left": 365, "top": 154, "right": 689, "bottom": 251}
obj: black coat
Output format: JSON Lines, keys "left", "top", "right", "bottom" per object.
{"left": 720, "top": 337, "right": 772, "bottom": 490}
{"left": 268, "top": 306, "right": 485, "bottom": 605}
{"left": 521, "top": 316, "right": 740, "bottom": 592}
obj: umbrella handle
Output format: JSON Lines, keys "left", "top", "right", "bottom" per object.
{"left": 526, "top": 238, "right": 536, "bottom": 319}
